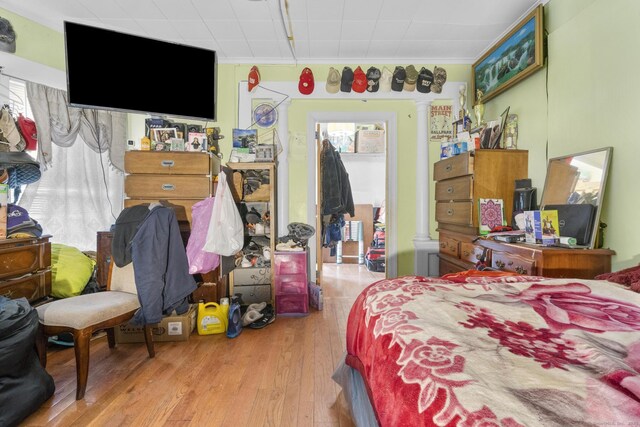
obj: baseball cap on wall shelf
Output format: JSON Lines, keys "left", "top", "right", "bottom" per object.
{"left": 403, "top": 65, "right": 418, "bottom": 92}
{"left": 366, "top": 67, "right": 381, "bottom": 92}
{"left": 431, "top": 66, "right": 447, "bottom": 94}
{"left": 299, "top": 67, "right": 314, "bottom": 95}
{"left": 326, "top": 67, "right": 341, "bottom": 94}
{"left": 341, "top": 67, "right": 354, "bottom": 92}
{"left": 391, "top": 66, "right": 405, "bottom": 92}
{"left": 379, "top": 67, "right": 393, "bottom": 92}
{"left": 416, "top": 67, "right": 434, "bottom": 93}
{"left": 352, "top": 66, "right": 367, "bottom": 93}
{"left": 248, "top": 65, "right": 260, "bottom": 92}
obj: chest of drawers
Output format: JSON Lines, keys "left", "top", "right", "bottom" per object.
{"left": 0, "top": 236, "right": 52, "bottom": 303}
{"left": 124, "top": 151, "right": 213, "bottom": 225}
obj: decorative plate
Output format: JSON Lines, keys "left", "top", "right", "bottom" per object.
{"left": 253, "top": 103, "right": 278, "bottom": 129}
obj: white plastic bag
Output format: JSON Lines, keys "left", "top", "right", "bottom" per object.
{"left": 186, "top": 197, "right": 220, "bottom": 274}
{"left": 204, "top": 173, "right": 244, "bottom": 256}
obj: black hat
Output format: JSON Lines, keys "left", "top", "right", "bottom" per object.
{"left": 391, "top": 66, "right": 405, "bottom": 92}
{"left": 340, "top": 67, "right": 354, "bottom": 93}
{"left": 416, "top": 67, "right": 434, "bottom": 93}
{"left": 366, "top": 67, "right": 381, "bottom": 92}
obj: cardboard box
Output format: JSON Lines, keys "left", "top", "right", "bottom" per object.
{"left": 355, "top": 130, "right": 385, "bottom": 153}
{"left": 0, "top": 183, "right": 7, "bottom": 239}
{"left": 115, "top": 304, "right": 197, "bottom": 343}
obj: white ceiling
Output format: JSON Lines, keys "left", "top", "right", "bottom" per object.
{"left": 0, "top": 0, "right": 543, "bottom": 64}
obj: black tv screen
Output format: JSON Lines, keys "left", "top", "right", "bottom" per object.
{"left": 64, "top": 21, "right": 216, "bottom": 121}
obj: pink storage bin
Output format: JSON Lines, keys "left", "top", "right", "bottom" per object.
{"left": 276, "top": 293, "right": 309, "bottom": 316}
{"left": 275, "top": 274, "right": 307, "bottom": 294}
{"left": 274, "top": 251, "right": 306, "bottom": 276}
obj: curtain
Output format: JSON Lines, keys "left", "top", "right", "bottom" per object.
{"left": 18, "top": 140, "right": 123, "bottom": 251}
{"left": 26, "top": 81, "right": 127, "bottom": 171}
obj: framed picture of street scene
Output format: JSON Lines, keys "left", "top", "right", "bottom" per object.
{"left": 472, "top": 5, "right": 544, "bottom": 104}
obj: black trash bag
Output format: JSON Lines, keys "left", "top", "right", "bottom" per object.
{"left": 0, "top": 297, "right": 55, "bottom": 427}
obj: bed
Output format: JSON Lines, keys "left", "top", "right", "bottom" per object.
{"left": 333, "top": 273, "right": 640, "bottom": 426}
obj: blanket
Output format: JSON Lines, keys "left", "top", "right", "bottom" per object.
{"left": 345, "top": 275, "right": 640, "bottom": 426}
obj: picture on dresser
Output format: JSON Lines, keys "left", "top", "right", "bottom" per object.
{"left": 479, "top": 198, "right": 505, "bottom": 235}
{"left": 187, "top": 132, "right": 207, "bottom": 152}
{"left": 151, "top": 128, "right": 177, "bottom": 144}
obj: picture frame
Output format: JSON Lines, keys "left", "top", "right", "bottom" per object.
{"left": 187, "top": 132, "right": 206, "bottom": 152}
{"left": 255, "top": 144, "right": 275, "bottom": 162}
{"left": 471, "top": 5, "right": 544, "bottom": 104}
{"left": 151, "top": 128, "right": 177, "bottom": 143}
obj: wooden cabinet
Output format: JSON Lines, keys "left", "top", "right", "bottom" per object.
{"left": 0, "top": 236, "right": 51, "bottom": 303}
{"left": 439, "top": 227, "right": 614, "bottom": 279}
{"left": 123, "top": 151, "right": 213, "bottom": 225}
{"left": 226, "top": 162, "right": 276, "bottom": 306}
{"left": 434, "top": 150, "right": 528, "bottom": 234}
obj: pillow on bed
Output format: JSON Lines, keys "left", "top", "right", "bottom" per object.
{"left": 50, "top": 243, "right": 96, "bottom": 298}
{"left": 595, "top": 264, "right": 640, "bottom": 292}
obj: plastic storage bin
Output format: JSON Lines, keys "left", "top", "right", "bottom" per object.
{"left": 273, "top": 251, "right": 307, "bottom": 275}
{"left": 274, "top": 250, "right": 309, "bottom": 316}
{"left": 276, "top": 293, "right": 309, "bottom": 316}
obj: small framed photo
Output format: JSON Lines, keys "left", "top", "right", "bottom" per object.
{"left": 170, "top": 138, "right": 185, "bottom": 151}
{"left": 152, "top": 128, "right": 177, "bottom": 143}
{"left": 187, "top": 132, "right": 207, "bottom": 152}
{"left": 255, "top": 144, "right": 275, "bottom": 162}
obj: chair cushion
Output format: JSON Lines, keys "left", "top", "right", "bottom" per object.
{"left": 36, "top": 292, "right": 140, "bottom": 329}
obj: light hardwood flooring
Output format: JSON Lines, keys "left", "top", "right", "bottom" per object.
{"left": 23, "top": 264, "right": 384, "bottom": 427}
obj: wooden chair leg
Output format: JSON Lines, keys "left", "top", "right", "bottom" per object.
{"left": 73, "top": 328, "right": 92, "bottom": 400}
{"left": 143, "top": 325, "right": 155, "bottom": 358}
{"left": 106, "top": 327, "right": 116, "bottom": 348}
{"left": 35, "top": 324, "right": 48, "bottom": 368}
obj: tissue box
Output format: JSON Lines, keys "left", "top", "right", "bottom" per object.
{"left": 115, "top": 305, "right": 196, "bottom": 343}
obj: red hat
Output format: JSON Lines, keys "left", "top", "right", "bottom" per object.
{"left": 248, "top": 65, "right": 260, "bottom": 92}
{"left": 298, "top": 67, "right": 314, "bottom": 95}
{"left": 352, "top": 66, "right": 367, "bottom": 93}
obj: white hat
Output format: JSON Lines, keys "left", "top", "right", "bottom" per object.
{"left": 379, "top": 67, "right": 393, "bottom": 92}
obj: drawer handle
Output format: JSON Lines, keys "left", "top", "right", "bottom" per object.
{"left": 161, "top": 160, "right": 175, "bottom": 167}
{"left": 445, "top": 164, "right": 452, "bottom": 172}
{"left": 446, "top": 186, "right": 453, "bottom": 194}
{"left": 162, "top": 184, "right": 176, "bottom": 191}
{"left": 440, "top": 242, "right": 446, "bottom": 248}
{"left": 447, "top": 209, "right": 454, "bottom": 216}
{"left": 1, "top": 290, "right": 13, "bottom": 298}
{"left": 495, "top": 260, "right": 505, "bottom": 269}
{"left": 475, "top": 253, "right": 481, "bottom": 260}
{"left": 462, "top": 250, "right": 469, "bottom": 256}
{"left": 508, "top": 261, "right": 514, "bottom": 266}
{"left": 515, "top": 266, "right": 527, "bottom": 274}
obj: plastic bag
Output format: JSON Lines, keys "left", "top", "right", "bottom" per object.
{"left": 204, "top": 173, "right": 244, "bottom": 256}
{"left": 186, "top": 197, "right": 220, "bottom": 274}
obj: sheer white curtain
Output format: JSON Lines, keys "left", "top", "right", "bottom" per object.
{"left": 19, "top": 139, "right": 123, "bottom": 251}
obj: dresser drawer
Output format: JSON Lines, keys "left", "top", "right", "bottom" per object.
{"left": 0, "top": 241, "right": 50, "bottom": 280}
{"left": 436, "top": 201, "right": 473, "bottom": 226}
{"left": 124, "top": 198, "right": 202, "bottom": 224}
{"left": 125, "top": 151, "right": 210, "bottom": 175}
{"left": 433, "top": 152, "right": 472, "bottom": 181}
{"left": 125, "top": 175, "right": 211, "bottom": 199}
{"left": 435, "top": 176, "right": 473, "bottom": 201}
{"left": 439, "top": 235, "right": 460, "bottom": 258}
{"left": 0, "top": 270, "right": 51, "bottom": 302}
{"left": 491, "top": 251, "right": 535, "bottom": 275}
{"left": 460, "top": 242, "right": 488, "bottom": 264}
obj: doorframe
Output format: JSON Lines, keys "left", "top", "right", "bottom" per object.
{"left": 307, "top": 112, "right": 397, "bottom": 280}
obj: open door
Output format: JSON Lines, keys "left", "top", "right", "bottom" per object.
{"left": 315, "top": 123, "right": 323, "bottom": 284}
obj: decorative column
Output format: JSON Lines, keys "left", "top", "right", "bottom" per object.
{"left": 276, "top": 99, "right": 291, "bottom": 234}
{"left": 413, "top": 100, "right": 440, "bottom": 276}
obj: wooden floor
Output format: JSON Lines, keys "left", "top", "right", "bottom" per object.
{"left": 23, "top": 264, "right": 384, "bottom": 427}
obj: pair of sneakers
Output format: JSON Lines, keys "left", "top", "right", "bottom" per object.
{"left": 241, "top": 302, "right": 275, "bottom": 329}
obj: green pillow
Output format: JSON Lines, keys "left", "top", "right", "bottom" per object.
{"left": 50, "top": 243, "right": 96, "bottom": 298}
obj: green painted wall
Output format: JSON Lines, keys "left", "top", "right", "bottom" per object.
{"left": 0, "top": 8, "right": 64, "bottom": 70}
{"left": 483, "top": 0, "right": 639, "bottom": 270}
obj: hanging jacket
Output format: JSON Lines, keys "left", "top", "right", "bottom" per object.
{"left": 130, "top": 206, "right": 196, "bottom": 324}
{"left": 320, "top": 140, "right": 355, "bottom": 217}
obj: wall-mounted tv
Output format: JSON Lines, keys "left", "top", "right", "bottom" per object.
{"left": 64, "top": 21, "right": 216, "bottom": 121}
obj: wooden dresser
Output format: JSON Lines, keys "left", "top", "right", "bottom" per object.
{"left": 123, "top": 150, "right": 213, "bottom": 225}
{"left": 0, "top": 236, "right": 52, "bottom": 303}
{"left": 435, "top": 150, "right": 615, "bottom": 279}
{"left": 438, "top": 229, "right": 614, "bottom": 279}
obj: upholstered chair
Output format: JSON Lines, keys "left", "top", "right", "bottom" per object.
{"left": 35, "top": 263, "right": 155, "bottom": 400}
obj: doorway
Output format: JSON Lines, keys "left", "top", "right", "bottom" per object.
{"left": 306, "top": 111, "right": 397, "bottom": 286}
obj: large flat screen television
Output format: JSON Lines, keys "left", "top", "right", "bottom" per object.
{"left": 64, "top": 21, "right": 216, "bottom": 121}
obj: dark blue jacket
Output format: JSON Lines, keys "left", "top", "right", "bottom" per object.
{"left": 321, "top": 140, "right": 355, "bottom": 217}
{"left": 131, "top": 206, "right": 196, "bottom": 324}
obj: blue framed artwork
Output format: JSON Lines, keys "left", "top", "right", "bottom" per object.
{"left": 472, "top": 5, "right": 544, "bottom": 104}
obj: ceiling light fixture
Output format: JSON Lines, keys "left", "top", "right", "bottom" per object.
{"left": 278, "top": 0, "right": 296, "bottom": 62}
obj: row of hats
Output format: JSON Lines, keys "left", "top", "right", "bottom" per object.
{"left": 301, "top": 65, "right": 447, "bottom": 95}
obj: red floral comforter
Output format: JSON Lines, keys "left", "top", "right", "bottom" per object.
{"left": 345, "top": 275, "right": 640, "bottom": 426}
